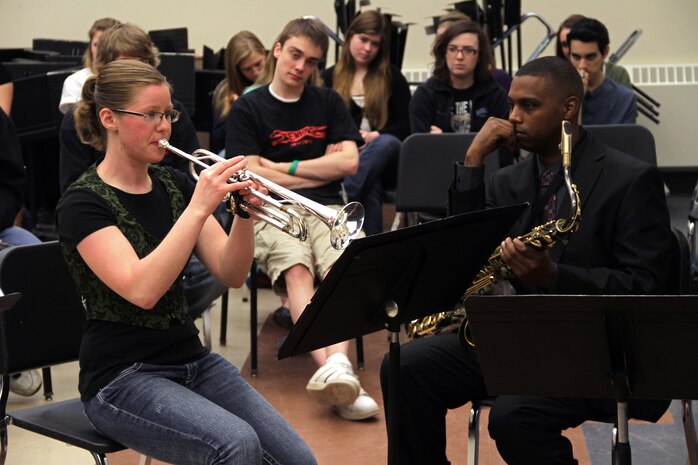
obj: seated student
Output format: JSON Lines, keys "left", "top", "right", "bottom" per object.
{"left": 567, "top": 17, "right": 637, "bottom": 124}
{"left": 410, "top": 19, "right": 509, "bottom": 135}
{"left": 58, "top": 17, "right": 121, "bottom": 114}
{"left": 555, "top": 14, "right": 632, "bottom": 89}
{"left": 321, "top": 10, "right": 410, "bottom": 236}
{"left": 555, "top": 14, "right": 586, "bottom": 61}
{"left": 380, "top": 56, "right": 672, "bottom": 465}
{"left": 211, "top": 31, "right": 267, "bottom": 155}
{"left": 55, "top": 59, "right": 316, "bottom": 465}
{"left": 0, "top": 107, "right": 43, "bottom": 397}
{"left": 59, "top": 22, "right": 196, "bottom": 193}
{"left": 226, "top": 17, "right": 380, "bottom": 421}
{"left": 435, "top": 10, "right": 511, "bottom": 92}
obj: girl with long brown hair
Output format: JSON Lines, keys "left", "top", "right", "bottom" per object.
{"left": 321, "top": 10, "right": 411, "bottom": 235}
{"left": 211, "top": 31, "right": 267, "bottom": 153}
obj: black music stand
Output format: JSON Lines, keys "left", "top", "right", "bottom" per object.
{"left": 466, "top": 294, "right": 698, "bottom": 465}
{"left": 279, "top": 203, "right": 527, "bottom": 465}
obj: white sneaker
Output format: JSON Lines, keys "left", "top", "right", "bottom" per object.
{"left": 336, "top": 388, "right": 380, "bottom": 421}
{"left": 306, "top": 355, "right": 360, "bottom": 407}
{"left": 9, "top": 370, "right": 42, "bottom": 397}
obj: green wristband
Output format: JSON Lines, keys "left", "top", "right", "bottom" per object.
{"left": 288, "top": 159, "right": 300, "bottom": 175}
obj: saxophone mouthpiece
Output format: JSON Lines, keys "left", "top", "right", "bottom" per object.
{"left": 561, "top": 120, "right": 572, "bottom": 167}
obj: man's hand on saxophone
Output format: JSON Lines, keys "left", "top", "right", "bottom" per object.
{"left": 500, "top": 237, "right": 557, "bottom": 289}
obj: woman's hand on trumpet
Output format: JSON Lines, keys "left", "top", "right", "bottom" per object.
{"left": 190, "top": 155, "right": 265, "bottom": 217}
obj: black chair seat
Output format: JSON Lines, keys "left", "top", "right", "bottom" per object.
{"left": 8, "top": 398, "right": 124, "bottom": 454}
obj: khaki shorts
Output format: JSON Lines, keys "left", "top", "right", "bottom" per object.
{"left": 253, "top": 205, "right": 363, "bottom": 296}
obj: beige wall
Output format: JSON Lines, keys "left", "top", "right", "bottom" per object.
{"left": 1, "top": 0, "right": 696, "bottom": 69}
{"left": 1, "top": 0, "right": 696, "bottom": 166}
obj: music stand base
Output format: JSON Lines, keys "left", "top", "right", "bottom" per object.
{"left": 613, "top": 442, "right": 632, "bottom": 465}
{"left": 386, "top": 310, "right": 400, "bottom": 465}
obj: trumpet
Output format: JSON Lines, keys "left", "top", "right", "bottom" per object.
{"left": 158, "top": 140, "right": 364, "bottom": 250}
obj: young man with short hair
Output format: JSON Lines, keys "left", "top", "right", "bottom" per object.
{"left": 226, "top": 17, "right": 379, "bottom": 421}
{"left": 568, "top": 17, "right": 637, "bottom": 125}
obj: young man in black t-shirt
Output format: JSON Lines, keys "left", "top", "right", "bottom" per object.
{"left": 226, "top": 18, "right": 379, "bottom": 421}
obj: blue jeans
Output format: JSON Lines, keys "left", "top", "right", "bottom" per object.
{"left": 84, "top": 352, "right": 316, "bottom": 465}
{"left": 0, "top": 226, "right": 41, "bottom": 245}
{"left": 344, "top": 133, "right": 401, "bottom": 236}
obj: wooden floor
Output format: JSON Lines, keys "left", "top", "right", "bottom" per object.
{"left": 4, "top": 282, "right": 693, "bottom": 465}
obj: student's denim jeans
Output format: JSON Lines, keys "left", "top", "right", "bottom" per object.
{"left": 0, "top": 226, "right": 41, "bottom": 245}
{"left": 83, "top": 352, "right": 316, "bottom": 465}
{"left": 344, "top": 133, "right": 401, "bottom": 236}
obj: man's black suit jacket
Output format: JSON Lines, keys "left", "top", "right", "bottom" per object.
{"left": 450, "top": 129, "right": 672, "bottom": 297}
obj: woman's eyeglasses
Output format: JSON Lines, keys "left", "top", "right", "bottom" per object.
{"left": 446, "top": 46, "right": 479, "bottom": 57}
{"left": 112, "top": 109, "right": 181, "bottom": 123}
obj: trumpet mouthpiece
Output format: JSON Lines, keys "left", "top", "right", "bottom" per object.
{"left": 158, "top": 139, "right": 169, "bottom": 149}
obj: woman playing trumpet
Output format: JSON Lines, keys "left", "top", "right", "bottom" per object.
{"left": 56, "top": 60, "right": 316, "bottom": 465}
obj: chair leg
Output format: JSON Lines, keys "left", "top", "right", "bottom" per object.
{"left": 201, "top": 307, "right": 212, "bottom": 350}
{"left": 1, "top": 421, "right": 8, "bottom": 465}
{"left": 41, "top": 367, "right": 53, "bottom": 400}
{"left": 390, "top": 212, "right": 403, "bottom": 231}
{"left": 468, "top": 403, "right": 481, "bottom": 465}
{"left": 90, "top": 451, "right": 109, "bottom": 465}
{"left": 219, "top": 291, "right": 228, "bottom": 346}
{"left": 683, "top": 400, "right": 698, "bottom": 465}
{"left": 355, "top": 336, "right": 364, "bottom": 370}
{"left": 250, "top": 261, "right": 258, "bottom": 377}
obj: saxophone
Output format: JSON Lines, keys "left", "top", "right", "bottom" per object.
{"left": 406, "top": 120, "right": 582, "bottom": 345}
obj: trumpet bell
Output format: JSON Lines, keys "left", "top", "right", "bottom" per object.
{"left": 329, "top": 202, "right": 364, "bottom": 249}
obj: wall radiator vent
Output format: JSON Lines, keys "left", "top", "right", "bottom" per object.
{"left": 627, "top": 64, "right": 698, "bottom": 86}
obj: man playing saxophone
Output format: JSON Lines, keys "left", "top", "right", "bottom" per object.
{"left": 380, "top": 56, "right": 672, "bottom": 465}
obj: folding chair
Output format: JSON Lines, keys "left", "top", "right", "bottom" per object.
{"left": 395, "top": 133, "right": 509, "bottom": 228}
{"left": 585, "top": 124, "right": 657, "bottom": 165}
{"left": 0, "top": 241, "right": 150, "bottom": 465}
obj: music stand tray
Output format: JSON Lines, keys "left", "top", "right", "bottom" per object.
{"left": 279, "top": 203, "right": 526, "bottom": 358}
{"left": 466, "top": 294, "right": 698, "bottom": 400}
{"left": 466, "top": 294, "right": 698, "bottom": 465}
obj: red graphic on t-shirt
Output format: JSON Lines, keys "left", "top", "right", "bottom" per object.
{"left": 269, "top": 126, "right": 327, "bottom": 147}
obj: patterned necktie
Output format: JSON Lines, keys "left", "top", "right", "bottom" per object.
{"left": 539, "top": 168, "right": 557, "bottom": 222}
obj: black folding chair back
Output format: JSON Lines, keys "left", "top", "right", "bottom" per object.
{"left": 0, "top": 241, "right": 128, "bottom": 465}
